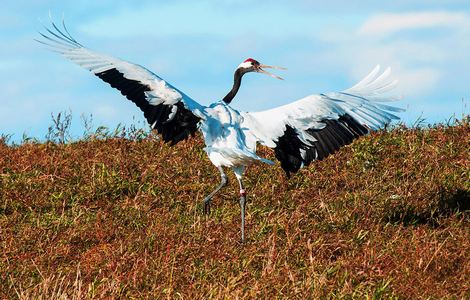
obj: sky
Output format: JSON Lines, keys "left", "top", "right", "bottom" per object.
{"left": 1, "top": 0, "right": 469, "bottom": 142}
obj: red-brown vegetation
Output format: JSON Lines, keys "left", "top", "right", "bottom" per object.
{"left": 1, "top": 121, "right": 469, "bottom": 299}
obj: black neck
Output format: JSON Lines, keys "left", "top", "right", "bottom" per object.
{"left": 222, "top": 68, "right": 245, "bottom": 104}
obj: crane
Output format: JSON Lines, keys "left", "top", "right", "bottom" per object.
{"left": 38, "top": 21, "right": 403, "bottom": 242}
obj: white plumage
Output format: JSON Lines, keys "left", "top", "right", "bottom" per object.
{"left": 38, "top": 21, "right": 403, "bottom": 242}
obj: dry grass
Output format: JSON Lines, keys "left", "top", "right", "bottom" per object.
{"left": 1, "top": 120, "right": 469, "bottom": 299}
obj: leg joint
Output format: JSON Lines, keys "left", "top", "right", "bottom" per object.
{"left": 221, "top": 174, "right": 228, "bottom": 186}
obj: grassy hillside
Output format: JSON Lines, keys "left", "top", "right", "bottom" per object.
{"left": 1, "top": 121, "right": 469, "bottom": 299}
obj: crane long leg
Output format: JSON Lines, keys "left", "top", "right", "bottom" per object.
{"left": 203, "top": 166, "right": 227, "bottom": 214}
{"left": 237, "top": 178, "right": 247, "bottom": 243}
{"left": 233, "top": 166, "right": 247, "bottom": 243}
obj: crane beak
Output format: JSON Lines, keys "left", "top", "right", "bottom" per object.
{"left": 257, "top": 64, "right": 286, "bottom": 80}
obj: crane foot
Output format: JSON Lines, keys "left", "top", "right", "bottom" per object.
{"left": 203, "top": 197, "right": 211, "bottom": 215}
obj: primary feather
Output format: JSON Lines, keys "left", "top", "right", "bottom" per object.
{"left": 38, "top": 20, "right": 205, "bottom": 145}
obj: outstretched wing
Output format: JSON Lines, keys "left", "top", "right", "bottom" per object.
{"left": 37, "top": 21, "right": 206, "bottom": 145}
{"left": 241, "top": 66, "right": 404, "bottom": 176}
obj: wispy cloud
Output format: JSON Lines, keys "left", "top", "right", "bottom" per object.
{"left": 76, "top": 1, "right": 347, "bottom": 39}
{"left": 358, "top": 11, "right": 470, "bottom": 36}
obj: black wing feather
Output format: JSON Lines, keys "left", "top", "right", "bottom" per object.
{"left": 274, "top": 114, "right": 369, "bottom": 176}
{"left": 96, "top": 68, "right": 200, "bottom": 144}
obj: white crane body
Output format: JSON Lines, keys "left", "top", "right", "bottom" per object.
{"left": 202, "top": 102, "right": 274, "bottom": 168}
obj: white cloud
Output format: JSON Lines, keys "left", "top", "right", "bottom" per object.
{"left": 76, "top": 1, "right": 337, "bottom": 39}
{"left": 359, "top": 11, "right": 470, "bottom": 36}
{"left": 91, "top": 104, "right": 120, "bottom": 120}
{"left": 393, "top": 67, "right": 440, "bottom": 97}
{"left": 306, "top": 10, "right": 470, "bottom": 101}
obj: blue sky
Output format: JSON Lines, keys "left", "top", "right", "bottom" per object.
{"left": 1, "top": 1, "right": 469, "bottom": 142}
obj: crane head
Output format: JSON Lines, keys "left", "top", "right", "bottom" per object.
{"left": 237, "top": 58, "right": 286, "bottom": 80}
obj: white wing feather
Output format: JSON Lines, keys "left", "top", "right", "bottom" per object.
{"left": 241, "top": 65, "right": 404, "bottom": 149}
{"left": 37, "top": 21, "right": 206, "bottom": 118}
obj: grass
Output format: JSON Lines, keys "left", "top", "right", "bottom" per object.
{"left": 0, "top": 119, "right": 469, "bottom": 299}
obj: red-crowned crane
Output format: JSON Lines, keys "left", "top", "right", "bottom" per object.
{"left": 38, "top": 21, "right": 403, "bottom": 242}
